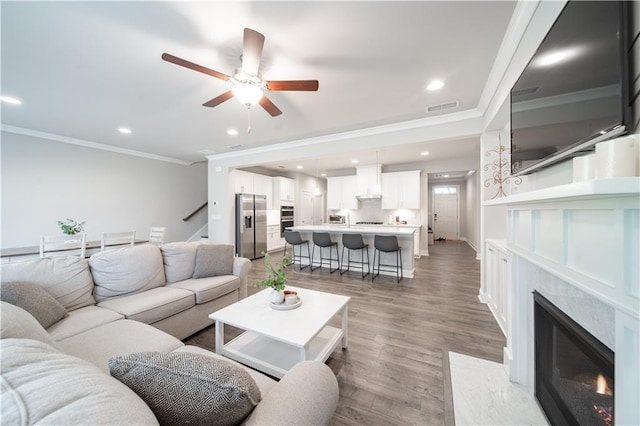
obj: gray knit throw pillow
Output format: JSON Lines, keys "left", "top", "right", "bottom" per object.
{"left": 109, "top": 352, "right": 261, "bottom": 426}
{"left": 0, "top": 281, "right": 68, "bottom": 328}
{"left": 192, "top": 244, "right": 234, "bottom": 278}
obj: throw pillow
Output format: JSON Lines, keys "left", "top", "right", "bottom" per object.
{"left": 109, "top": 351, "right": 261, "bottom": 426}
{"left": 192, "top": 244, "right": 234, "bottom": 279}
{"left": 0, "top": 282, "right": 68, "bottom": 328}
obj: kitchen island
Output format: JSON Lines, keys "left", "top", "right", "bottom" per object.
{"left": 288, "top": 225, "right": 417, "bottom": 278}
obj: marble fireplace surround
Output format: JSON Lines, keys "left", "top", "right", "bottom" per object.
{"left": 487, "top": 178, "right": 640, "bottom": 425}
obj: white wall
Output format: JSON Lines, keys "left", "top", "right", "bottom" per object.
{"left": 1, "top": 131, "right": 207, "bottom": 248}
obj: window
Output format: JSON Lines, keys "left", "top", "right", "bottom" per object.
{"left": 434, "top": 186, "right": 457, "bottom": 195}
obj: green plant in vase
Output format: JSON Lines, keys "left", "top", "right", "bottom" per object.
{"left": 57, "top": 219, "right": 86, "bottom": 235}
{"left": 256, "top": 253, "right": 292, "bottom": 304}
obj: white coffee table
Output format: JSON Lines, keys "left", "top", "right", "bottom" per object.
{"left": 209, "top": 286, "right": 350, "bottom": 379}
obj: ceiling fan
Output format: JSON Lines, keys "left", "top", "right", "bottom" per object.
{"left": 162, "top": 28, "right": 319, "bottom": 119}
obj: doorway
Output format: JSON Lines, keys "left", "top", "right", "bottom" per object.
{"left": 432, "top": 185, "right": 459, "bottom": 240}
{"left": 300, "top": 191, "right": 325, "bottom": 226}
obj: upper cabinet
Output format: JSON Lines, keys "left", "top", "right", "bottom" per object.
{"left": 327, "top": 176, "right": 358, "bottom": 210}
{"left": 381, "top": 170, "right": 421, "bottom": 210}
{"left": 233, "top": 170, "right": 274, "bottom": 208}
{"left": 356, "top": 165, "right": 382, "bottom": 196}
{"left": 273, "top": 177, "right": 295, "bottom": 205}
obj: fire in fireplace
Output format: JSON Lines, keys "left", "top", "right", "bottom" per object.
{"left": 534, "top": 292, "right": 614, "bottom": 425}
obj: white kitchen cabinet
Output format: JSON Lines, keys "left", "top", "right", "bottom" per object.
{"left": 356, "top": 165, "right": 382, "bottom": 196}
{"left": 233, "top": 170, "right": 253, "bottom": 194}
{"left": 327, "top": 176, "right": 358, "bottom": 210}
{"left": 273, "top": 177, "right": 295, "bottom": 205}
{"left": 253, "top": 174, "right": 273, "bottom": 207}
{"left": 267, "top": 225, "right": 285, "bottom": 251}
{"left": 233, "top": 170, "right": 274, "bottom": 208}
{"left": 381, "top": 170, "right": 420, "bottom": 210}
{"left": 484, "top": 239, "right": 508, "bottom": 337}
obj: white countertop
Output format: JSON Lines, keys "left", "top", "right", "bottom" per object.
{"left": 291, "top": 224, "right": 417, "bottom": 236}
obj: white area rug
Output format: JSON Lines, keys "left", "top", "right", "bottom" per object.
{"left": 448, "top": 352, "right": 548, "bottom": 425}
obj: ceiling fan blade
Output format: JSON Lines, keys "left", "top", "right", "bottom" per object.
{"left": 265, "top": 80, "right": 319, "bottom": 91}
{"left": 242, "top": 28, "right": 265, "bottom": 76}
{"left": 202, "top": 90, "right": 234, "bottom": 108}
{"left": 259, "top": 96, "right": 282, "bottom": 117}
{"left": 162, "top": 53, "right": 230, "bottom": 81}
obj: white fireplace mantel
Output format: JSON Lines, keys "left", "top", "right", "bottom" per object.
{"left": 485, "top": 177, "right": 639, "bottom": 425}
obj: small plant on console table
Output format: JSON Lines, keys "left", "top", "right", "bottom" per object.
{"left": 57, "top": 218, "right": 86, "bottom": 235}
{"left": 256, "top": 253, "right": 292, "bottom": 304}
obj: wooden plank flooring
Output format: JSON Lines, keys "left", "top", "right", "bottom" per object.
{"left": 184, "top": 240, "right": 505, "bottom": 425}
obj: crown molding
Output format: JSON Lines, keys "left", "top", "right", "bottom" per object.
{"left": 1, "top": 124, "right": 192, "bottom": 166}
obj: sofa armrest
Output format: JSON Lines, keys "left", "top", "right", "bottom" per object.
{"left": 243, "top": 361, "right": 339, "bottom": 425}
{"left": 233, "top": 257, "right": 252, "bottom": 299}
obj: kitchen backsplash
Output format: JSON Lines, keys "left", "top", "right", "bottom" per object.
{"left": 330, "top": 199, "right": 419, "bottom": 224}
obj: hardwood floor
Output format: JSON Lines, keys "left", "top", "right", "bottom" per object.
{"left": 184, "top": 240, "right": 506, "bottom": 425}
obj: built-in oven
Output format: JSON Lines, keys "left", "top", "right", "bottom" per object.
{"left": 280, "top": 205, "right": 294, "bottom": 236}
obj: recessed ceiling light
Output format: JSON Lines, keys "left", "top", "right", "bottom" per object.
{"left": 443, "top": 174, "right": 449, "bottom": 178}
{"left": 227, "top": 129, "right": 239, "bottom": 136}
{"left": 351, "top": 159, "right": 359, "bottom": 164}
{"left": 321, "top": 173, "right": 327, "bottom": 177}
{"left": 118, "top": 127, "right": 132, "bottom": 134}
{"left": 420, "top": 151, "right": 430, "bottom": 156}
{"left": 1, "top": 96, "right": 22, "bottom": 105}
{"left": 427, "top": 80, "right": 444, "bottom": 91}
{"left": 296, "top": 165, "right": 303, "bottom": 169}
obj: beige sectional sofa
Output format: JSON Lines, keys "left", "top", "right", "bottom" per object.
{"left": 0, "top": 242, "right": 339, "bottom": 424}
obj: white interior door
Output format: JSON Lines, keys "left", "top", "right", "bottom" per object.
{"left": 299, "top": 191, "right": 314, "bottom": 225}
{"left": 433, "top": 190, "right": 459, "bottom": 240}
{"left": 313, "top": 193, "right": 325, "bottom": 224}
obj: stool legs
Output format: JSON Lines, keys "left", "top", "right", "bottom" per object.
{"left": 311, "top": 244, "right": 339, "bottom": 273}
{"left": 285, "top": 241, "right": 310, "bottom": 271}
{"left": 372, "top": 248, "right": 402, "bottom": 283}
{"left": 340, "top": 246, "right": 370, "bottom": 279}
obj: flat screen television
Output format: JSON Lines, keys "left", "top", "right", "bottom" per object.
{"left": 510, "top": 0, "right": 633, "bottom": 176}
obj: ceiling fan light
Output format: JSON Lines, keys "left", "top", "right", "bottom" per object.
{"left": 232, "top": 83, "right": 263, "bottom": 106}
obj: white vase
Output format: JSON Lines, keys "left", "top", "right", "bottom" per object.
{"left": 269, "top": 289, "right": 285, "bottom": 305}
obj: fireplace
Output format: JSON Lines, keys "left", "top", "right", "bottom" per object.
{"left": 534, "top": 292, "right": 614, "bottom": 425}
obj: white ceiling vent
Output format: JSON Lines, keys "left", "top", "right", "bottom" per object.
{"left": 426, "top": 100, "right": 459, "bottom": 113}
{"left": 512, "top": 86, "right": 539, "bottom": 97}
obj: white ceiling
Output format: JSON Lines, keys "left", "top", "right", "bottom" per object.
{"left": 1, "top": 1, "right": 516, "bottom": 174}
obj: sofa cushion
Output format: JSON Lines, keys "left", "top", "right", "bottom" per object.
{"left": 1, "top": 338, "right": 159, "bottom": 425}
{"left": 160, "top": 241, "right": 207, "bottom": 284}
{"left": 90, "top": 244, "right": 166, "bottom": 302}
{"left": 0, "top": 256, "right": 95, "bottom": 311}
{"left": 173, "top": 345, "right": 276, "bottom": 395}
{"left": 1, "top": 281, "right": 68, "bottom": 328}
{"left": 192, "top": 244, "right": 235, "bottom": 278}
{"left": 96, "top": 287, "right": 194, "bottom": 324}
{"left": 47, "top": 305, "right": 124, "bottom": 341}
{"left": 57, "top": 319, "right": 184, "bottom": 373}
{"left": 0, "top": 301, "right": 62, "bottom": 350}
{"left": 109, "top": 351, "right": 261, "bottom": 426}
{"left": 167, "top": 275, "right": 240, "bottom": 304}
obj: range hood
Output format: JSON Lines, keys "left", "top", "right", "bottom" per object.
{"left": 355, "top": 165, "right": 382, "bottom": 200}
{"left": 356, "top": 193, "right": 381, "bottom": 200}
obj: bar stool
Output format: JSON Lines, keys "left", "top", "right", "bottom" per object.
{"left": 372, "top": 235, "right": 403, "bottom": 283}
{"left": 340, "top": 233, "right": 370, "bottom": 278}
{"left": 311, "top": 232, "right": 339, "bottom": 273}
{"left": 283, "top": 231, "right": 311, "bottom": 271}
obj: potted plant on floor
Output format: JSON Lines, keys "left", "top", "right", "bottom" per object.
{"left": 256, "top": 252, "right": 292, "bottom": 304}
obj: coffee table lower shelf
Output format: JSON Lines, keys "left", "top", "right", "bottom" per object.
{"left": 220, "top": 325, "right": 343, "bottom": 379}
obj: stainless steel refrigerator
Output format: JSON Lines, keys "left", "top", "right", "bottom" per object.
{"left": 235, "top": 193, "right": 267, "bottom": 260}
